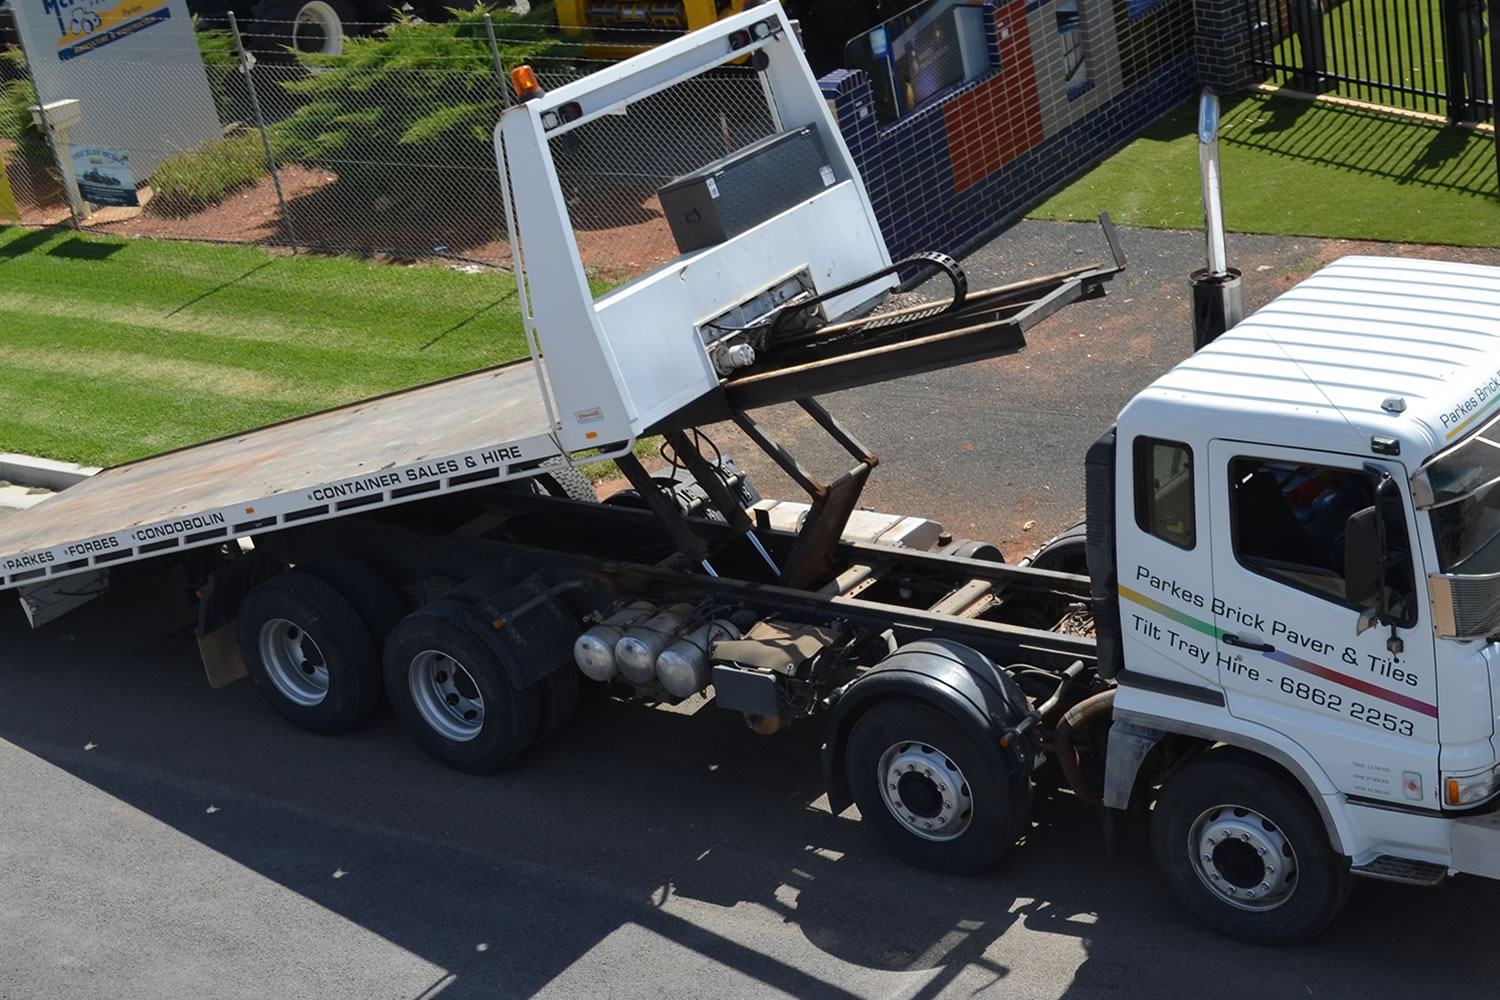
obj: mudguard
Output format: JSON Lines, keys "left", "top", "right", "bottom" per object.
{"left": 820, "top": 639, "right": 1039, "bottom": 814}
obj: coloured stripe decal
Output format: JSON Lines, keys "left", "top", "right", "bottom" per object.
{"left": 1262, "top": 648, "right": 1438, "bottom": 717}
{"left": 1118, "top": 585, "right": 1439, "bottom": 718}
{"left": 1445, "top": 389, "right": 1500, "bottom": 440}
{"left": 1117, "top": 585, "right": 1222, "bottom": 640}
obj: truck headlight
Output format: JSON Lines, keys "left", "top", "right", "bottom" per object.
{"left": 1445, "top": 765, "right": 1500, "bottom": 806}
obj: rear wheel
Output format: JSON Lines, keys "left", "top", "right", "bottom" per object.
{"left": 1152, "top": 752, "right": 1352, "bottom": 944}
{"left": 383, "top": 600, "right": 541, "bottom": 772}
{"left": 297, "top": 553, "right": 404, "bottom": 649}
{"left": 530, "top": 463, "right": 598, "bottom": 504}
{"left": 446, "top": 573, "right": 581, "bottom": 743}
{"left": 845, "top": 701, "right": 1028, "bottom": 875}
{"left": 237, "top": 570, "right": 383, "bottom": 734}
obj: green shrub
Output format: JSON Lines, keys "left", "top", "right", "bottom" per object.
{"left": 149, "top": 131, "right": 271, "bottom": 214}
{"left": 0, "top": 47, "right": 50, "bottom": 166}
{"left": 195, "top": 22, "right": 247, "bottom": 126}
{"left": 273, "top": 4, "right": 580, "bottom": 196}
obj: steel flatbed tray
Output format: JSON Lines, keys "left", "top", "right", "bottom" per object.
{"left": 0, "top": 360, "right": 566, "bottom": 593}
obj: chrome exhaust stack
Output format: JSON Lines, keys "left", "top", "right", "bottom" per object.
{"left": 1190, "top": 89, "right": 1245, "bottom": 350}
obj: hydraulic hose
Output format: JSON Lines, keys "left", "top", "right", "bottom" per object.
{"left": 1053, "top": 688, "right": 1116, "bottom": 806}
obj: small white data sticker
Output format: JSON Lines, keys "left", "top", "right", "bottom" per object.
{"left": 706, "top": 177, "right": 720, "bottom": 199}
{"left": 819, "top": 165, "right": 835, "bottom": 187}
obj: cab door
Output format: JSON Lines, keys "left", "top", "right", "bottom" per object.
{"left": 1206, "top": 441, "right": 1440, "bottom": 806}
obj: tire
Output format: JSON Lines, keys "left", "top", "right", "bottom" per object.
{"left": 530, "top": 463, "right": 598, "bottom": 504}
{"left": 845, "top": 700, "right": 1029, "bottom": 875}
{"left": 249, "top": 0, "right": 353, "bottom": 57}
{"left": 296, "top": 553, "right": 405, "bottom": 649}
{"left": 1027, "top": 519, "right": 1088, "bottom": 575}
{"left": 383, "top": 600, "right": 541, "bottom": 772}
{"left": 237, "top": 570, "right": 384, "bottom": 734}
{"left": 446, "top": 573, "right": 580, "bottom": 743}
{"left": 1152, "top": 752, "right": 1353, "bottom": 945}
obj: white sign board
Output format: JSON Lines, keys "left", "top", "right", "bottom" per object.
{"left": 10, "top": 0, "right": 222, "bottom": 177}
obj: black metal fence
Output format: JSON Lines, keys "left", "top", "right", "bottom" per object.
{"left": 1245, "top": 0, "right": 1496, "bottom": 123}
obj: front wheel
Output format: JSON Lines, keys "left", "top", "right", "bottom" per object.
{"left": 845, "top": 701, "right": 1029, "bottom": 875}
{"left": 1152, "top": 752, "right": 1352, "bottom": 945}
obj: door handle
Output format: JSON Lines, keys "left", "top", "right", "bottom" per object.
{"left": 1222, "top": 633, "right": 1275, "bottom": 652}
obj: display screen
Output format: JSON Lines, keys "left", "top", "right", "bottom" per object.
{"left": 844, "top": 0, "right": 987, "bottom": 124}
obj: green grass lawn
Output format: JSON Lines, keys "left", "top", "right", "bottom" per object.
{"left": 0, "top": 226, "right": 531, "bottom": 467}
{"left": 1266, "top": 0, "right": 1493, "bottom": 118}
{"left": 1031, "top": 91, "right": 1500, "bottom": 246}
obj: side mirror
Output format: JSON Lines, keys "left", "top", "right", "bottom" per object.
{"left": 1344, "top": 505, "right": 1382, "bottom": 608}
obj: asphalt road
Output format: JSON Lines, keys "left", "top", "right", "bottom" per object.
{"left": 4, "top": 223, "right": 1500, "bottom": 999}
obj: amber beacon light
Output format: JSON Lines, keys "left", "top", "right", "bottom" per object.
{"left": 510, "top": 65, "right": 545, "bottom": 102}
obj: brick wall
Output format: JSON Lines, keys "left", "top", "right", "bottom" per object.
{"left": 820, "top": 0, "right": 1207, "bottom": 262}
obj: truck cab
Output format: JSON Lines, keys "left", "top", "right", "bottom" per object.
{"left": 1102, "top": 254, "right": 1500, "bottom": 941}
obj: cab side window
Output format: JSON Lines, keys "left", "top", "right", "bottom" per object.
{"left": 1134, "top": 437, "right": 1195, "bottom": 549}
{"left": 1229, "top": 457, "right": 1416, "bottom": 625}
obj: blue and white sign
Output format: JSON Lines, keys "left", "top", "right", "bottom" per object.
{"left": 70, "top": 145, "right": 139, "bottom": 206}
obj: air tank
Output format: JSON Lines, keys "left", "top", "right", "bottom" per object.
{"left": 573, "top": 601, "right": 656, "bottom": 681}
{"left": 656, "top": 620, "right": 740, "bottom": 698}
{"left": 615, "top": 603, "right": 694, "bottom": 684}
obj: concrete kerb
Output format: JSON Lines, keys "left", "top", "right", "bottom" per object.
{"left": 0, "top": 453, "right": 100, "bottom": 510}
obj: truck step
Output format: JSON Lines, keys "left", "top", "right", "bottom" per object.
{"left": 1349, "top": 855, "right": 1449, "bottom": 886}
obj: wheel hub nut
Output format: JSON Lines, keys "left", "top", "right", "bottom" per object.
{"left": 1189, "top": 805, "right": 1298, "bottom": 913}
{"left": 877, "top": 740, "right": 972, "bottom": 843}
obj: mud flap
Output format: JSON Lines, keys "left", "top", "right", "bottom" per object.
{"left": 198, "top": 619, "right": 249, "bottom": 688}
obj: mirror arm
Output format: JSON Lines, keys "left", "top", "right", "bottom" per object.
{"left": 1362, "top": 463, "right": 1405, "bottom": 651}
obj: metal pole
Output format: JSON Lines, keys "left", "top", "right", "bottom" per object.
{"left": 483, "top": 13, "right": 512, "bottom": 110}
{"left": 1190, "top": 88, "right": 1244, "bottom": 351}
{"left": 10, "top": 19, "right": 86, "bottom": 225}
{"left": 1492, "top": 0, "right": 1500, "bottom": 197}
{"left": 1198, "top": 89, "right": 1228, "bottom": 279}
{"left": 228, "top": 11, "right": 299, "bottom": 251}
{"left": 29, "top": 99, "right": 85, "bottom": 226}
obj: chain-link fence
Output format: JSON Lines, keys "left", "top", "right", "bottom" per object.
{"left": 537, "top": 57, "right": 778, "bottom": 277}
{"left": 1, "top": 8, "right": 770, "bottom": 278}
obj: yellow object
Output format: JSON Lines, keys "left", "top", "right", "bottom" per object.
{"left": 511, "top": 65, "right": 544, "bottom": 101}
{"left": 0, "top": 156, "right": 19, "bottom": 223}
{"left": 557, "top": 0, "right": 745, "bottom": 58}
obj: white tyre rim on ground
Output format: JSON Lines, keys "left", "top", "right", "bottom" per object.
{"left": 292, "top": 1, "right": 344, "bottom": 55}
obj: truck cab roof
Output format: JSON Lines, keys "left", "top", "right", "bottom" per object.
{"left": 1121, "top": 256, "right": 1500, "bottom": 468}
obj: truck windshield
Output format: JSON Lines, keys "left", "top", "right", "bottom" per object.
{"left": 1429, "top": 478, "right": 1500, "bottom": 574}
{"left": 1418, "top": 410, "right": 1500, "bottom": 573}
{"left": 1418, "top": 427, "right": 1500, "bottom": 508}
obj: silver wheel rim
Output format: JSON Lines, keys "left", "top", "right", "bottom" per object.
{"left": 1188, "top": 803, "right": 1298, "bottom": 911}
{"left": 409, "top": 649, "right": 485, "bottom": 743}
{"left": 257, "top": 617, "right": 329, "bottom": 707}
{"left": 292, "top": 1, "right": 343, "bottom": 55}
{"left": 877, "top": 739, "right": 973, "bottom": 841}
